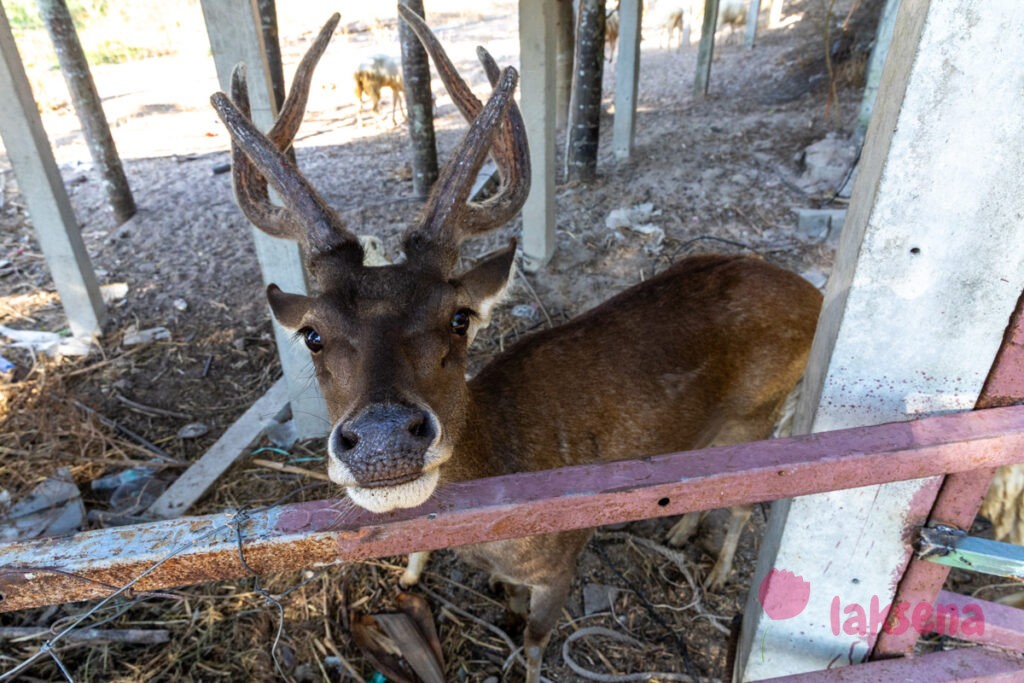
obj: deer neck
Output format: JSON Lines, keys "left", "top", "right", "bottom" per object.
{"left": 442, "top": 378, "right": 515, "bottom": 483}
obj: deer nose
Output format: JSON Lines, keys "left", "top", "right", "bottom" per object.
{"left": 330, "top": 404, "right": 438, "bottom": 485}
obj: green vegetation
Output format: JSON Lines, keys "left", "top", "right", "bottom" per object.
{"left": 85, "top": 39, "right": 172, "bottom": 65}
{"left": 6, "top": 0, "right": 112, "bottom": 31}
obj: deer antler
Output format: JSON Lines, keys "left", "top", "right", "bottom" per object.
{"left": 211, "top": 13, "right": 363, "bottom": 273}
{"left": 398, "top": 5, "right": 530, "bottom": 273}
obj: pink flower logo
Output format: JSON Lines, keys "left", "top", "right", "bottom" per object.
{"left": 759, "top": 569, "right": 811, "bottom": 620}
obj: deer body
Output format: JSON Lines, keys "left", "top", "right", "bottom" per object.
{"left": 211, "top": 11, "right": 820, "bottom": 681}
{"left": 457, "top": 255, "right": 818, "bottom": 485}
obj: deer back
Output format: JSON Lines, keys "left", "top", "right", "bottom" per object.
{"left": 451, "top": 254, "right": 822, "bottom": 482}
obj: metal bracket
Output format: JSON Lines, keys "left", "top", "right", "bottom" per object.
{"left": 918, "top": 524, "right": 1024, "bottom": 579}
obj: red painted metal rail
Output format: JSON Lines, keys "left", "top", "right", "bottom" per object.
{"left": 874, "top": 291, "right": 1024, "bottom": 657}
{"left": 754, "top": 646, "right": 1024, "bottom": 682}
{"left": 2, "top": 405, "right": 1024, "bottom": 612}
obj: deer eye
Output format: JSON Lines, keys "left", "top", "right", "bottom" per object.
{"left": 450, "top": 309, "right": 473, "bottom": 336}
{"left": 301, "top": 327, "right": 323, "bottom": 353}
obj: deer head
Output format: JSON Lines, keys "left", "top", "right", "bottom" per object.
{"left": 211, "top": 8, "right": 529, "bottom": 512}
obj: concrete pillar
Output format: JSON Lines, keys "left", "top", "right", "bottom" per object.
{"left": 200, "top": 0, "right": 328, "bottom": 437}
{"left": 612, "top": 0, "right": 642, "bottom": 159}
{"left": 854, "top": 0, "right": 901, "bottom": 144}
{"left": 518, "top": 0, "right": 557, "bottom": 271}
{"left": 745, "top": 0, "right": 761, "bottom": 48}
{"left": 0, "top": 4, "right": 105, "bottom": 339}
{"left": 735, "top": 1, "right": 1024, "bottom": 679}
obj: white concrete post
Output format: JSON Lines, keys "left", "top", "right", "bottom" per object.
{"left": 854, "top": 0, "right": 901, "bottom": 144}
{"left": 736, "top": 2, "right": 1024, "bottom": 679}
{"left": 518, "top": 0, "right": 557, "bottom": 272}
{"left": 768, "top": 0, "right": 784, "bottom": 28}
{"left": 744, "top": 0, "right": 761, "bottom": 48}
{"left": 612, "top": 0, "right": 642, "bottom": 160}
{"left": 200, "top": 0, "right": 328, "bottom": 437}
{"left": 0, "top": 4, "right": 105, "bottom": 339}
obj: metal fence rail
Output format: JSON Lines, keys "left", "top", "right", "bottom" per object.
{"left": 3, "top": 405, "right": 1024, "bottom": 613}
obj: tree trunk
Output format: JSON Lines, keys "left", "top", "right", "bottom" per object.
{"left": 554, "top": 0, "right": 574, "bottom": 130}
{"left": 37, "top": 0, "right": 135, "bottom": 225}
{"left": 565, "top": 0, "right": 605, "bottom": 183}
{"left": 398, "top": 0, "right": 438, "bottom": 198}
{"left": 256, "top": 0, "right": 285, "bottom": 110}
{"left": 255, "top": 0, "right": 294, "bottom": 164}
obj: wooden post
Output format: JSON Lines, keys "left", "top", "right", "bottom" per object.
{"left": 0, "top": 4, "right": 104, "bottom": 338}
{"left": 37, "top": 0, "right": 135, "bottom": 225}
{"left": 554, "top": 0, "right": 574, "bottom": 130}
{"left": 398, "top": 0, "right": 439, "bottom": 198}
{"left": 735, "top": 1, "right": 1024, "bottom": 679}
{"left": 694, "top": 0, "right": 720, "bottom": 96}
{"left": 200, "top": 0, "right": 328, "bottom": 438}
{"left": 518, "top": 0, "right": 557, "bottom": 271}
{"left": 255, "top": 0, "right": 285, "bottom": 110}
{"left": 744, "top": 0, "right": 761, "bottom": 48}
{"left": 611, "top": 0, "right": 641, "bottom": 160}
{"left": 565, "top": 0, "right": 605, "bottom": 182}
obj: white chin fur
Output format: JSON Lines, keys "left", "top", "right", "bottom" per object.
{"left": 345, "top": 469, "right": 440, "bottom": 513}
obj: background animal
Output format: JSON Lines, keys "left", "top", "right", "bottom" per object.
{"left": 605, "top": 7, "right": 620, "bottom": 61}
{"left": 664, "top": 8, "right": 684, "bottom": 49}
{"left": 211, "top": 9, "right": 822, "bottom": 681}
{"left": 354, "top": 54, "right": 405, "bottom": 125}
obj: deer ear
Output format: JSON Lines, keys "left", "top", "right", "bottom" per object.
{"left": 460, "top": 239, "right": 517, "bottom": 325}
{"left": 266, "top": 284, "right": 313, "bottom": 330}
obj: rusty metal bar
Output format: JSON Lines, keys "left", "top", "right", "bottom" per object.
{"left": 874, "top": 290, "right": 1024, "bottom": 656}
{"left": 752, "top": 646, "right": 1024, "bottom": 682}
{"left": 2, "top": 405, "right": 1024, "bottom": 612}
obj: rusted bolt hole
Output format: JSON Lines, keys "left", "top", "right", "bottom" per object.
{"left": 910, "top": 247, "right": 921, "bottom": 255}
{"left": 657, "top": 497, "right": 670, "bottom": 507}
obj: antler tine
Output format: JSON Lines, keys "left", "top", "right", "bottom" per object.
{"left": 215, "top": 13, "right": 362, "bottom": 269}
{"left": 464, "top": 46, "right": 530, "bottom": 236}
{"left": 213, "top": 91, "right": 358, "bottom": 262}
{"left": 267, "top": 13, "right": 340, "bottom": 149}
{"left": 397, "top": 5, "right": 531, "bottom": 251}
{"left": 228, "top": 64, "right": 292, "bottom": 239}
{"left": 404, "top": 67, "right": 519, "bottom": 273}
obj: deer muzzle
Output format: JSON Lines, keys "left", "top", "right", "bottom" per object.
{"left": 328, "top": 403, "right": 445, "bottom": 512}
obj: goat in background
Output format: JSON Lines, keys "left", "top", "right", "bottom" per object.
{"left": 354, "top": 54, "right": 405, "bottom": 125}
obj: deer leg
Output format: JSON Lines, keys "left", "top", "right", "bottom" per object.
{"left": 506, "top": 582, "right": 531, "bottom": 618}
{"left": 396, "top": 90, "right": 407, "bottom": 122}
{"left": 705, "top": 505, "right": 752, "bottom": 590}
{"left": 400, "top": 550, "right": 430, "bottom": 588}
{"left": 665, "top": 510, "right": 704, "bottom": 546}
{"left": 523, "top": 577, "right": 572, "bottom": 683}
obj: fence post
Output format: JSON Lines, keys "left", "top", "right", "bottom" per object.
{"left": 735, "top": 1, "right": 1024, "bottom": 678}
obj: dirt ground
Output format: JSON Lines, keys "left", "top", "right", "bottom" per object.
{"left": 3, "top": 1, "right": 994, "bottom": 681}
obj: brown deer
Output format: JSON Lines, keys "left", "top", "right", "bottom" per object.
{"left": 211, "top": 9, "right": 821, "bottom": 681}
